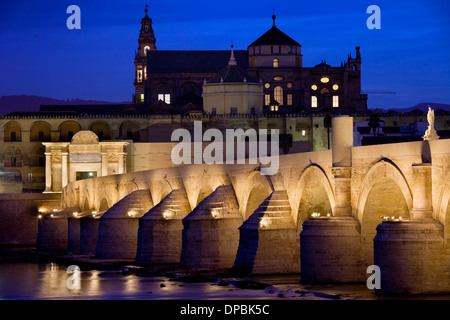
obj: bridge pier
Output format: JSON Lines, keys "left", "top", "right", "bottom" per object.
{"left": 300, "top": 216, "right": 364, "bottom": 282}
{"left": 232, "top": 190, "right": 299, "bottom": 274}
{"left": 300, "top": 116, "right": 365, "bottom": 282}
{"left": 95, "top": 190, "right": 153, "bottom": 260}
{"left": 374, "top": 159, "right": 450, "bottom": 294}
{"left": 374, "top": 219, "right": 447, "bottom": 295}
{"left": 180, "top": 185, "right": 242, "bottom": 271}
{"left": 36, "top": 207, "right": 80, "bottom": 252}
{"left": 79, "top": 210, "right": 103, "bottom": 255}
{"left": 136, "top": 189, "right": 191, "bottom": 265}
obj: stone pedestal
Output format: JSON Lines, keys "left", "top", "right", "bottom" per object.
{"left": 300, "top": 217, "right": 364, "bottom": 282}
{"left": 374, "top": 219, "right": 448, "bottom": 295}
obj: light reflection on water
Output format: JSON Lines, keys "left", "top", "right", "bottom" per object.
{"left": 2, "top": 262, "right": 450, "bottom": 300}
{"left": 0, "top": 262, "right": 281, "bottom": 300}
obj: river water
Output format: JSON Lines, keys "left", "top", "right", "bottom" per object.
{"left": 1, "top": 261, "right": 449, "bottom": 300}
{"left": 0, "top": 261, "right": 375, "bottom": 300}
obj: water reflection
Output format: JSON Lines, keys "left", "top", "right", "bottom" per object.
{"left": 2, "top": 262, "right": 447, "bottom": 300}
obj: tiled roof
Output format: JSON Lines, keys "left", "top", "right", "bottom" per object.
{"left": 249, "top": 26, "right": 300, "bottom": 47}
{"left": 147, "top": 50, "right": 248, "bottom": 74}
{"left": 209, "top": 64, "right": 258, "bottom": 84}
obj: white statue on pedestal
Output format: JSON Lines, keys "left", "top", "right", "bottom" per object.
{"left": 423, "top": 106, "right": 439, "bottom": 140}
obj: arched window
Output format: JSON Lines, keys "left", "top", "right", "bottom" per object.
{"left": 5, "top": 146, "right": 22, "bottom": 167}
{"left": 273, "top": 58, "right": 279, "bottom": 68}
{"left": 274, "top": 86, "right": 283, "bottom": 105}
{"left": 30, "top": 122, "right": 51, "bottom": 142}
{"left": 59, "top": 121, "right": 81, "bottom": 142}
{"left": 144, "top": 46, "right": 150, "bottom": 55}
{"left": 311, "top": 96, "right": 318, "bottom": 108}
{"left": 4, "top": 122, "right": 21, "bottom": 142}
{"left": 136, "top": 65, "right": 143, "bottom": 82}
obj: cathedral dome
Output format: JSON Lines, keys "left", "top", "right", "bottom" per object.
{"left": 209, "top": 46, "right": 258, "bottom": 84}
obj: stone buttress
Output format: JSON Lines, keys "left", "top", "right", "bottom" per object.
{"left": 233, "top": 190, "right": 298, "bottom": 274}
{"left": 136, "top": 189, "right": 191, "bottom": 265}
{"left": 95, "top": 190, "right": 153, "bottom": 259}
{"left": 180, "top": 185, "right": 243, "bottom": 271}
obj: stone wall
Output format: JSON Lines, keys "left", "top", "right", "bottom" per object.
{"left": 0, "top": 193, "right": 61, "bottom": 246}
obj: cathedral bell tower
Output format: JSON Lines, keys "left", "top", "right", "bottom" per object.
{"left": 133, "top": 5, "right": 156, "bottom": 104}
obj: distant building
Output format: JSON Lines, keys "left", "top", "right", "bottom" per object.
{"left": 1, "top": 7, "right": 449, "bottom": 194}
{"left": 134, "top": 10, "right": 368, "bottom": 113}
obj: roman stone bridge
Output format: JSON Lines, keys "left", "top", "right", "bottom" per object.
{"left": 38, "top": 116, "right": 450, "bottom": 295}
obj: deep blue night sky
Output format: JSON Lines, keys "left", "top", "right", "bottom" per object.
{"left": 1, "top": 0, "right": 449, "bottom": 109}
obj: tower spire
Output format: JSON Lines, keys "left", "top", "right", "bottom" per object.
{"left": 272, "top": 9, "right": 276, "bottom": 28}
{"left": 145, "top": 4, "right": 149, "bottom": 17}
{"left": 229, "top": 43, "right": 237, "bottom": 66}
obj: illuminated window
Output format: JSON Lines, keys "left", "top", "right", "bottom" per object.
{"left": 251, "top": 58, "right": 257, "bottom": 68}
{"left": 144, "top": 66, "right": 147, "bottom": 80}
{"left": 311, "top": 96, "right": 318, "bottom": 108}
{"left": 158, "top": 94, "right": 170, "bottom": 104}
{"left": 287, "top": 94, "right": 293, "bottom": 106}
{"left": 140, "top": 94, "right": 144, "bottom": 103}
{"left": 311, "top": 84, "right": 318, "bottom": 91}
{"left": 270, "top": 104, "right": 279, "bottom": 112}
{"left": 287, "top": 82, "right": 293, "bottom": 89}
{"left": 273, "top": 76, "right": 284, "bottom": 81}
{"left": 301, "top": 129, "right": 306, "bottom": 136}
{"left": 137, "top": 67, "right": 143, "bottom": 82}
{"left": 144, "top": 46, "right": 150, "bottom": 55}
{"left": 265, "top": 94, "right": 271, "bottom": 106}
{"left": 273, "top": 58, "right": 279, "bottom": 68}
{"left": 321, "top": 88, "right": 329, "bottom": 95}
{"left": 333, "top": 95, "right": 339, "bottom": 108}
{"left": 333, "top": 84, "right": 339, "bottom": 90}
{"left": 320, "top": 77, "right": 330, "bottom": 83}
{"left": 264, "top": 83, "right": 270, "bottom": 89}
{"left": 274, "top": 86, "right": 283, "bottom": 105}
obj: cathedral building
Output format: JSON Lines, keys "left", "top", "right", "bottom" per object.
{"left": 0, "top": 6, "right": 447, "bottom": 194}
{"left": 135, "top": 10, "right": 368, "bottom": 113}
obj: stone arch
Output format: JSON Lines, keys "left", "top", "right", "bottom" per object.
{"left": 437, "top": 176, "right": 450, "bottom": 242}
{"left": 196, "top": 183, "right": 214, "bottom": 206}
{"left": 4, "top": 145, "right": 23, "bottom": 167}
{"left": 241, "top": 169, "right": 274, "bottom": 220}
{"left": 180, "top": 81, "right": 201, "bottom": 97}
{"left": 357, "top": 159, "right": 413, "bottom": 223}
{"left": 119, "top": 121, "right": 140, "bottom": 141}
{"left": 118, "top": 181, "right": 139, "bottom": 200}
{"left": 3, "top": 121, "right": 22, "bottom": 142}
{"left": 59, "top": 121, "right": 81, "bottom": 142}
{"left": 89, "top": 121, "right": 111, "bottom": 141}
{"left": 30, "top": 121, "right": 51, "bottom": 142}
{"left": 30, "top": 144, "right": 45, "bottom": 167}
{"left": 99, "top": 198, "right": 109, "bottom": 212}
{"left": 357, "top": 159, "right": 412, "bottom": 265}
{"left": 151, "top": 179, "right": 173, "bottom": 206}
{"left": 295, "top": 164, "right": 335, "bottom": 229}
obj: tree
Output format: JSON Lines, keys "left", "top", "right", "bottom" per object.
{"left": 368, "top": 112, "right": 381, "bottom": 136}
